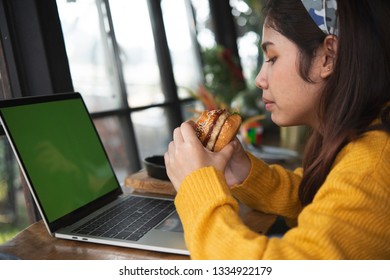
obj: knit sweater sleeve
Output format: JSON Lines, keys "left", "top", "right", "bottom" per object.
{"left": 174, "top": 130, "right": 390, "bottom": 259}
{"left": 175, "top": 167, "right": 271, "bottom": 259}
{"left": 231, "top": 153, "right": 303, "bottom": 220}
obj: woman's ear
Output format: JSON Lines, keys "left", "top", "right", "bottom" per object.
{"left": 320, "top": 35, "right": 338, "bottom": 78}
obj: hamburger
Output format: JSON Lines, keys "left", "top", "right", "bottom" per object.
{"left": 195, "top": 109, "right": 242, "bottom": 152}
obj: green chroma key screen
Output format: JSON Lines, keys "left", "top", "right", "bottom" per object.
{"left": 1, "top": 98, "right": 118, "bottom": 222}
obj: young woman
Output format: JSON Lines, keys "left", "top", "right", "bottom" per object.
{"left": 164, "top": 0, "right": 390, "bottom": 259}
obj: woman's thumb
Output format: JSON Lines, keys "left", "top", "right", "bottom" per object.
{"left": 219, "top": 140, "right": 236, "bottom": 159}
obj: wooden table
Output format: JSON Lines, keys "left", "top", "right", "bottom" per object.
{"left": 0, "top": 211, "right": 276, "bottom": 260}
{"left": 0, "top": 171, "right": 277, "bottom": 260}
{"left": 0, "top": 220, "right": 188, "bottom": 260}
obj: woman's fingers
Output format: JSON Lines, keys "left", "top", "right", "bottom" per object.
{"left": 173, "top": 126, "right": 183, "bottom": 143}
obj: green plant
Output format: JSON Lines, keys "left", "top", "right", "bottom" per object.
{"left": 0, "top": 226, "right": 19, "bottom": 244}
{"left": 202, "top": 45, "right": 247, "bottom": 107}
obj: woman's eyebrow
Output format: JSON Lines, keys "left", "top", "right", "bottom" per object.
{"left": 261, "top": 41, "right": 274, "bottom": 53}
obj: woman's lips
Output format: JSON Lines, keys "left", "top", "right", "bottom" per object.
{"left": 262, "top": 97, "right": 275, "bottom": 111}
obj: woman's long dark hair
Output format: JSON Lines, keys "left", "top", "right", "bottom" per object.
{"left": 263, "top": 0, "right": 390, "bottom": 206}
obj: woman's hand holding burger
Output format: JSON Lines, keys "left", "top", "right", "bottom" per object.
{"left": 164, "top": 110, "right": 251, "bottom": 191}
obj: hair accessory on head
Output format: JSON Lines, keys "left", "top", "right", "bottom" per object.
{"left": 301, "top": 0, "right": 339, "bottom": 36}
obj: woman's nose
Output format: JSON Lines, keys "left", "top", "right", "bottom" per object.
{"left": 255, "top": 66, "right": 268, "bottom": 90}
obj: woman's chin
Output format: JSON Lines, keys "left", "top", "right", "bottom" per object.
{"left": 271, "top": 115, "right": 300, "bottom": 127}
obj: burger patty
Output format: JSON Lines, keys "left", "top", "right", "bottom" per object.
{"left": 205, "top": 110, "right": 229, "bottom": 150}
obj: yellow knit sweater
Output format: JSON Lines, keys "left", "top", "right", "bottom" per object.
{"left": 175, "top": 129, "right": 390, "bottom": 259}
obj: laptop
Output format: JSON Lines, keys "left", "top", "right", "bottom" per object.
{"left": 0, "top": 92, "right": 188, "bottom": 256}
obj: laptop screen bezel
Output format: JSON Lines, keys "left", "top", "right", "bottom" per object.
{"left": 0, "top": 92, "right": 124, "bottom": 232}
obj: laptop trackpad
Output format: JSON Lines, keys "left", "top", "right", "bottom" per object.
{"left": 155, "top": 212, "right": 183, "bottom": 233}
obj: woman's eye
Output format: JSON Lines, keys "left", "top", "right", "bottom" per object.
{"left": 265, "top": 57, "right": 277, "bottom": 64}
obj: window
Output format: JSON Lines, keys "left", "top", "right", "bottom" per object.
{"left": 0, "top": 33, "right": 29, "bottom": 243}
{"left": 56, "top": 0, "right": 203, "bottom": 183}
{"left": 230, "top": 0, "right": 265, "bottom": 87}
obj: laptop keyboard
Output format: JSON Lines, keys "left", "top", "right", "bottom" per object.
{"left": 71, "top": 196, "right": 175, "bottom": 241}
